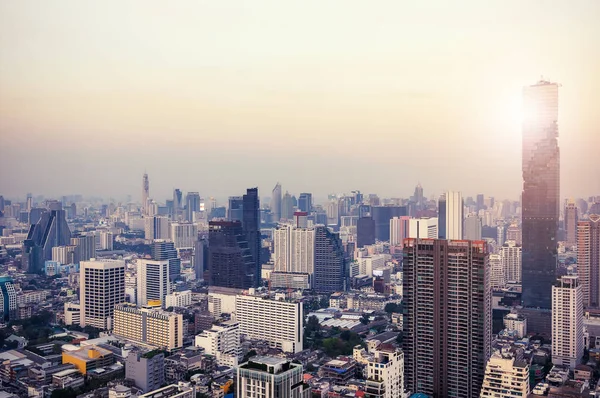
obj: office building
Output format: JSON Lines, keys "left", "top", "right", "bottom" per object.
{"left": 236, "top": 356, "right": 309, "bottom": 398}
{"left": 497, "top": 223, "right": 506, "bottom": 247}
{"left": 403, "top": 238, "right": 491, "bottom": 397}
{"left": 193, "top": 239, "right": 208, "bottom": 281}
{"left": 170, "top": 222, "right": 198, "bottom": 249}
{"left": 113, "top": 303, "right": 183, "bottom": 350}
{"left": 438, "top": 194, "right": 446, "bottom": 239}
{"left": 357, "top": 217, "right": 376, "bottom": 248}
{"left": 52, "top": 245, "right": 78, "bottom": 265}
{"left": 0, "top": 276, "right": 17, "bottom": 321}
{"left": 521, "top": 80, "right": 560, "bottom": 309}
{"left": 489, "top": 254, "right": 504, "bottom": 289}
{"left": 272, "top": 183, "right": 282, "bottom": 223}
{"left": 208, "top": 221, "right": 255, "bottom": 289}
{"left": 407, "top": 217, "right": 438, "bottom": 239}
{"left": 464, "top": 214, "right": 482, "bottom": 240}
{"left": 476, "top": 194, "right": 485, "bottom": 212}
{"left": 172, "top": 189, "right": 183, "bottom": 220}
{"left": 195, "top": 320, "right": 242, "bottom": 366}
{"left": 184, "top": 192, "right": 200, "bottom": 222}
{"left": 298, "top": 193, "right": 312, "bottom": 213}
{"left": 126, "top": 350, "right": 165, "bottom": 393}
{"left": 506, "top": 223, "right": 522, "bottom": 245}
{"left": 389, "top": 216, "right": 411, "bottom": 246}
{"left": 314, "top": 225, "right": 345, "bottom": 292}
{"left": 243, "top": 188, "right": 261, "bottom": 288}
{"left": 137, "top": 259, "right": 170, "bottom": 306}
{"left": 577, "top": 215, "right": 600, "bottom": 307}
{"left": 500, "top": 241, "right": 522, "bottom": 284}
{"left": 371, "top": 206, "right": 407, "bottom": 242}
{"left": 145, "top": 216, "right": 170, "bottom": 241}
{"left": 22, "top": 208, "right": 72, "bottom": 273}
{"left": 552, "top": 276, "right": 583, "bottom": 369}
{"left": 80, "top": 259, "right": 125, "bottom": 330}
{"left": 151, "top": 240, "right": 181, "bottom": 281}
{"left": 503, "top": 313, "right": 527, "bottom": 338}
{"left": 281, "top": 191, "right": 294, "bottom": 220}
{"left": 165, "top": 290, "right": 192, "bottom": 308}
{"left": 71, "top": 233, "right": 96, "bottom": 262}
{"left": 99, "top": 231, "right": 114, "bottom": 251}
{"left": 62, "top": 345, "right": 115, "bottom": 375}
{"left": 64, "top": 302, "right": 81, "bottom": 326}
{"left": 444, "top": 191, "right": 464, "bottom": 240}
{"left": 480, "top": 351, "right": 529, "bottom": 398}
{"left": 564, "top": 200, "right": 578, "bottom": 247}
{"left": 228, "top": 196, "right": 244, "bottom": 222}
{"left": 142, "top": 173, "right": 149, "bottom": 215}
{"left": 365, "top": 345, "right": 406, "bottom": 398}
{"left": 235, "top": 294, "right": 303, "bottom": 353}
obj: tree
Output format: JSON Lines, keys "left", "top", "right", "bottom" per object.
{"left": 384, "top": 303, "right": 401, "bottom": 314}
{"left": 360, "top": 313, "right": 370, "bottom": 325}
{"left": 395, "top": 331, "right": 403, "bottom": 345}
{"left": 306, "top": 315, "right": 321, "bottom": 334}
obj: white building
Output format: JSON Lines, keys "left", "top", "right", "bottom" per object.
{"left": 207, "top": 287, "right": 241, "bottom": 316}
{"left": 80, "top": 259, "right": 125, "bottom": 330}
{"left": 195, "top": 320, "right": 241, "bottom": 367}
{"left": 145, "top": 216, "right": 169, "bottom": 242}
{"left": 389, "top": 216, "right": 410, "bottom": 246}
{"left": 489, "top": 254, "right": 505, "bottom": 289}
{"left": 273, "top": 223, "right": 315, "bottom": 275}
{"left": 165, "top": 290, "right": 192, "bottom": 308}
{"left": 355, "top": 252, "right": 389, "bottom": 278}
{"left": 365, "top": 345, "right": 406, "bottom": 398}
{"left": 463, "top": 214, "right": 482, "bottom": 240}
{"left": 480, "top": 351, "right": 529, "bottom": 397}
{"left": 407, "top": 218, "right": 438, "bottom": 239}
{"left": 170, "top": 223, "right": 198, "bottom": 250}
{"left": 503, "top": 313, "right": 527, "bottom": 338}
{"left": 137, "top": 259, "right": 170, "bottom": 307}
{"left": 64, "top": 302, "right": 81, "bottom": 326}
{"left": 99, "top": 231, "right": 114, "bottom": 251}
{"left": 236, "top": 356, "right": 309, "bottom": 398}
{"left": 552, "top": 275, "right": 583, "bottom": 369}
{"left": 113, "top": 303, "right": 183, "bottom": 350}
{"left": 235, "top": 294, "right": 303, "bottom": 353}
{"left": 500, "top": 241, "right": 522, "bottom": 283}
{"left": 445, "top": 191, "right": 464, "bottom": 240}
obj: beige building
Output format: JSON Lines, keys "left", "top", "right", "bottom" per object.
{"left": 480, "top": 351, "right": 529, "bottom": 397}
{"left": 64, "top": 302, "right": 81, "bottom": 326}
{"left": 113, "top": 303, "right": 183, "bottom": 350}
{"left": 80, "top": 259, "right": 125, "bottom": 330}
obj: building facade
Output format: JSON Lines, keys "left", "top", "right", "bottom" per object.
{"left": 113, "top": 304, "right": 183, "bottom": 350}
{"left": 195, "top": 320, "right": 241, "bottom": 367}
{"left": 126, "top": 351, "right": 165, "bottom": 393}
{"left": 208, "top": 221, "right": 255, "bottom": 289}
{"left": 480, "top": 352, "right": 529, "bottom": 398}
{"left": 80, "top": 259, "right": 125, "bottom": 329}
{"left": 577, "top": 215, "right": 600, "bottom": 307}
{"left": 236, "top": 356, "right": 309, "bottom": 398}
{"left": 552, "top": 275, "right": 583, "bottom": 369}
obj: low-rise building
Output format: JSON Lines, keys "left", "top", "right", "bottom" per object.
{"left": 195, "top": 320, "right": 241, "bottom": 367}
{"left": 480, "top": 350, "right": 529, "bottom": 397}
{"left": 236, "top": 356, "right": 309, "bottom": 398}
{"left": 52, "top": 368, "right": 84, "bottom": 389}
{"left": 318, "top": 358, "right": 357, "bottom": 383}
{"left": 113, "top": 303, "right": 183, "bottom": 350}
{"left": 365, "top": 344, "right": 406, "bottom": 398}
{"left": 126, "top": 350, "right": 165, "bottom": 393}
{"left": 138, "top": 382, "right": 195, "bottom": 398}
{"left": 62, "top": 345, "right": 115, "bottom": 375}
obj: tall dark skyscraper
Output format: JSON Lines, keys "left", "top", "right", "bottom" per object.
{"left": 22, "top": 207, "right": 72, "bottom": 273}
{"left": 298, "top": 193, "right": 312, "bottom": 213}
{"left": 371, "top": 206, "right": 407, "bottom": 242}
{"left": 356, "top": 217, "right": 375, "bottom": 248}
{"left": 403, "top": 238, "right": 491, "bottom": 398}
{"left": 281, "top": 191, "right": 294, "bottom": 220}
{"left": 151, "top": 240, "right": 181, "bottom": 281}
{"left": 228, "top": 196, "right": 244, "bottom": 222}
{"left": 208, "top": 221, "right": 255, "bottom": 289}
{"left": 476, "top": 194, "right": 485, "bottom": 211}
{"left": 521, "top": 80, "right": 560, "bottom": 309}
{"left": 313, "top": 226, "right": 346, "bottom": 293}
{"left": 243, "top": 188, "right": 261, "bottom": 288}
{"left": 438, "top": 194, "right": 447, "bottom": 239}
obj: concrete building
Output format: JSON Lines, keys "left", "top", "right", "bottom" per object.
{"left": 444, "top": 191, "right": 464, "bottom": 240}
{"left": 126, "top": 350, "right": 165, "bottom": 393}
{"left": 407, "top": 217, "right": 438, "bottom": 239}
{"left": 142, "top": 173, "right": 149, "bottom": 215}
{"left": 145, "top": 216, "right": 170, "bottom": 241}
{"left": 235, "top": 356, "right": 309, "bottom": 398}
{"left": 100, "top": 231, "right": 114, "bottom": 251}
{"left": 208, "top": 221, "right": 255, "bottom": 289}
{"left": 403, "top": 238, "right": 491, "bottom": 398}
{"left": 52, "top": 245, "right": 78, "bottom": 265}
{"left": 139, "top": 383, "right": 194, "bottom": 398}
{"left": 194, "top": 320, "right": 241, "bottom": 367}
{"left": 464, "top": 214, "right": 482, "bottom": 240}
{"left": 577, "top": 215, "right": 600, "bottom": 308}
{"left": 137, "top": 259, "right": 170, "bottom": 307}
{"left": 564, "top": 200, "right": 578, "bottom": 248}
{"left": 170, "top": 223, "right": 198, "bottom": 250}
{"left": 500, "top": 241, "right": 522, "bottom": 284}
{"left": 271, "top": 183, "right": 282, "bottom": 223}
{"left": 365, "top": 344, "right": 406, "bottom": 398}
{"left": 552, "top": 275, "right": 583, "bottom": 369}
{"left": 235, "top": 293, "right": 303, "bottom": 353}
{"left": 185, "top": 192, "right": 201, "bottom": 223}
{"left": 389, "top": 216, "right": 411, "bottom": 246}
{"left": 80, "top": 259, "right": 125, "bottom": 330}
{"left": 0, "top": 276, "right": 17, "bottom": 321}
{"left": 71, "top": 233, "right": 96, "bottom": 262}
{"left": 165, "top": 290, "right": 192, "bottom": 308}
{"left": 489, "top": 254, "right": 504, "bottom": 289}
{"left": 62, "top": 345, "right": 115, "bottom": 375}
{"left": 22, "top": 208, "right": 71, "bottom": 273}
{"left": 64, "top": 302, "right": 81, "bottom": 326}
{"left": 113, "top": 303, "right": 183, "bottom": 350}
{"left": 503, "top": 313, "right": 527, "bottom": 338}
{"left": 480, "top": 351, "right": 529, "bottom": 398}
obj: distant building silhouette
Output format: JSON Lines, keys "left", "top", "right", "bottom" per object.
{"left": 23, "top": 207, "right": 71, "bottom": 273}
{"left": 371, "top": 206, "right": 407, "bottom": 242}
{"left": 271, "top": 183, "right": 282, "bottom": 223}
{"left": 185, "top": 192, "right": 200, "bottom": 222}
{"left": 356, "top": 217, "right": 375, "bottom": 248}
{"left": 281, "top": 192, "right": 294, "bottom": 220}
{"left": 577, "top": 214, "right": 600, "bottom": 307}
{"left": 298, "top": 193, "right": 312, "bottom": 213}
{"left": 243, "top": 188, "right": 261, "bottom": 288}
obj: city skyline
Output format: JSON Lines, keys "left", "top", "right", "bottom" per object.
{"left": 1, "top": 1, "right": 599, "bottom": 200}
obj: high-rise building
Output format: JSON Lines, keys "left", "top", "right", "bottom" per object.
{"left": 170, "top": 222, "right": 198, "bottom": 249}
{"left": 371, "top": 206, "right": 407, "bottom": 242}
{"left": 0, "top": 276, "right": 17, "bottom": 321}
{"left": 444, "top": 191, "right": 464, "bottom": 240}
{"left": 195, "top": 320, "right": 242, "bottom": 367}
{"left": 271, "top": 183, "right": 282, "bottom": 223}
{"left": 390, "top": 216, "right": 411, "bottom": 246}
{"left": 151, "top": 240, "right": 180, "bottom": 281}
{"left": 407, "top": 217, "right": 438, "bottom": 239}
{"left": 438, "top": 194, "right": 446, "bottom": 239}
{"left": 552, "top": 275, "right": 583, "bottom": 369}
{"left": 137, "top": 259, "right": 170, "bottom": 306}
{"left": 236, "top": 356, "right": 309, "bottom": 398}
{"left": 71, "top": 233, "right": 96, "bottom": 262}
{"left": 126, "top": 350, "right": 165, "bottom": 393}
{"left": 480, "top": 350, "right": 529, "bottom": 398}
{"left": 80, "top": 259, "right": 125, "bottom": 330}
{"left": 403, "top": 238, "right": 491, "bottom": 397}
{"left": 185, "top": 192, "right": 200, "bottom": 222}
{"left": 113, "top": 303, "right": 183, "bottom": 350}
{"left": 313, "top": 225, "right": 345, "bottom": 292}
{"left": 564, "top": 200, "right": 578, "bottom": 247}
{"left": 577, "top": 215, "right": 600, "bottom": 307}
{"left": 243, "top": 188, "right": 261, "bottom": 288}
{"left": 298, "top": 193, "right": 312, "bottom": 213}
{"left": 357, "top": 217, "right": 376, "bottom": 248}
{"left": 145, "top": 216, "right": 170, "bottom": 241}
{"left": 165, "top": 290, "right": 192, "bottom": 308}
{"left": 228, "top": 196, "right": 244, "bottom": 222}
{"left": 142, "top": 173, "right": 150, "bottom": 215}
{"left": 506, "top": 223, "right": 522, "bottom": 246}
{"left": 281, "top": 191, "right": 294, "bottom": 220}
{"left": 52, "top": 245, "right": 78, "bottom": 265}
{"left": 193, "top": 239, "right": 208, "bottom": 281}
{"left": 208, "top": 221, "right": 255, "bottom": 289}
{"left": 235, "top": 294, "right": 303, "bottom": 353}
{"left": 500, "top": 241, "right": 522, "bottom": 284}
{"left": 172, "top": 189, "right": 183, "bottom": 220}
{"left": 365, "top": 345, "right": 406, "bottom": 398}
{"left": 521, "top": 80, "right": 560, "bottom": 309}
{"left": 99, "top": 231, "right": 114, "bottom": 251}
{"left": 464, "top": 214, "right": 482, "bottom": 240}
{"left": 476, "top": 194, "right": 485, "bottom": 212}
{"left": 489, "top": 254, "right": 504, "bottom": 289}
{"left": 22, "top": 208, "right": 72, "bottom": 273}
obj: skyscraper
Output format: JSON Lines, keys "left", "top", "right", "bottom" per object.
{"left": 208, "top": 221, "right": 255, "bottom": 289}
{"left": 71, "top": 233, "right": 96, "bottom": 262}
{"left": 371, "top": 206, "right": 407, "bottom": 242}
{"left": 357, "top": 217, "right": 376, "bottom": 248}
{"left": 172, "top": 189, "right": 183, "bottom": 220}
{"left": 444, "top": 191, "right": 464, "bottom": 240}
{"left": 22, "top": 208, "right": 72, "bottom": 273}
{"left": 298, "top": 193, "right": 312, "bottom": 213}
{"left": 500, "top": 240, "right": 522, "bottom": 284}
{"left": 228, "top": 196, "right": 244, "bottom": 222}
{"left": 151, "top": 240, "right": 180, "bottom": 281}
{"left": 281, "top": 191, "right": 294, "bottom": 220}
{"left": 438, "top": 194, "right": 446, "bottom": 239}
{"left": 521, "top": 80, "right": 560, "bottom": 309}
{"left": 390, "top": 216, "right": 411, "bottom": 246}
{"left": 463, "top": 214, "right": 482, "bottom": 240}
{"left": 577, "top": 214, "right": 600, "bottom": 307}
{"left": 564, "top": 200, "right": 578, "bottom": 247}
{"left": 137, "top": 259, "right": 170, "bottom": 306}
{"left": 552, "top": 275, "right": 583, "bottom": 369}
{"left": 145, "top": 216, "right": 170, "bottom": 241}
{"left": 185, "top": 192, "right": 200, "bottom": 222}
{"left": 403, "top": 238, "right": 491, "bottom": 397}
{"left": 0, "top": 276, "right": 17, "bottom": 321}
{"left": 80, "top": 259, "right": 125, "bottom": 330}
{"left": 243, "top": 188, "right": 261, "bottom": 288}
{"left": 142, "top": 173, "right": 149, "bottom": 215}
{"left": 271, "top": 183, "right": 282, "bottom": 223}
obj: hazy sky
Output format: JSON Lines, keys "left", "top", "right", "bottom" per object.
{"left": 1, "top": 0, "right": 599, "bottom": 204}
